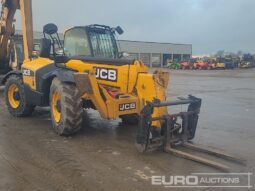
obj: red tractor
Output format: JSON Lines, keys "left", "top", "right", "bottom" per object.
{"left": 180, "top": 60, "right": 194, "bottom": 70}
{"left": 206, "top": 59, "right": 217, "bottom": 70}
{"left": 194, "top": 60, "right": 209, "bottom": 70}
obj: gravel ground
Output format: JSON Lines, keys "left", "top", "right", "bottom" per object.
{"left": 0, "top": 69, "right": 254, "bottom": 191}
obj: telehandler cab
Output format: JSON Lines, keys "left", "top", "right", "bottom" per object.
{"left": 0, "top": 0, "right": 244, "bottom": 171}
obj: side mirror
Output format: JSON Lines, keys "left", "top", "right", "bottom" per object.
{"left": 43, "top": 23, "right": 58, "bottom": 35}
{"left": 34, "top": 44, "right": 40, "bottom": 51}
{"left": 119, "top": 51, "right": 129, "bottom": 58}
{"left": 115, "top": 26, "right": 124, "bottom": 35}
{"left": 32, "top": 50, "right": 39, "bottom": 58}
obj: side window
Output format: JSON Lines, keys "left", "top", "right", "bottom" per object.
{"left": 16, "top": 43, "right": 24, "bottom": 63}
{"left": 64, "top": 28, "right": 91, "bottom": 57}
{"left": 89, "top": 30, "right": 117, "bottom": 58}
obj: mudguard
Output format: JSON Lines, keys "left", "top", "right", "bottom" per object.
{"left": 34, "top": 67, "right": 76, "bottom": 103}
{"left": 51, "top": 68, "right": 76, "bottom": 83}
{"left": 1, "top": 70, "right": 22, "bottom": 85}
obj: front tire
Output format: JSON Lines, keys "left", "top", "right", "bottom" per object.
{"left": 5, "top": 75, "right": 35, "bottom": 117}
{"left": 50, "top": 78, "right": 83, "bottom": 135}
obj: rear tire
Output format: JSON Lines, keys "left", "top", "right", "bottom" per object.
{"left": 5, "top": 75, "right": 35, "bottom": 117}
{"left": 50, "top": 78, "right": 83, "bottom": 135}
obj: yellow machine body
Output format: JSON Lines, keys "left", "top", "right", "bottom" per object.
{"left": 0, "top": 0, "right": 169, "bottom": 129}
{"left": 21, "top": 56, "right": 169, "bottom": 128}
{"left": 1, "top": 0, "right": 205, "bottom": 159}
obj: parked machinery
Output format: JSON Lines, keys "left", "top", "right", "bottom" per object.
{"left": 180, "top": 59, "right": 195, "bottom": 70}
{"left": 0, "top": 0, "right": 33, "bottom": 74}
{"left": 214, "top": 58, "right": 226, "bottom": 69}
{"left": 224, "top": 56, "right": 236, "bottom": 69}
{"left": 194, "top": 59, "right": 209, "bottom": 70}
{"left": 202, "top": 58, "right": 216, "bottom": 70}
{"left": 0, "top": 0, "right": 202, "bottom": 160}
{"left": 0, "top": 0, "right": 244, "bottom": 171}
{"left": 168, "top": 59, "right": 182, "bottom": 70}
{"left": 239, "top": 54, "right": 254, "bottom": 68}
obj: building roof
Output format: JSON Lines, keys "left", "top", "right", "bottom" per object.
{"left": 118, "top": 40, "right": 192, "bottom": 54}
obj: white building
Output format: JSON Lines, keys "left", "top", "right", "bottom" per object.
{"left": 118, "top": 40, "right": 192, "bottom": 67}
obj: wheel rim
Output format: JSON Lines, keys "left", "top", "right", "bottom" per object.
{"left": 8, "top": 84, "right": 20, "bottom": 109}
{"left": 52, "top": 90, "right": 61, "bottom": 123}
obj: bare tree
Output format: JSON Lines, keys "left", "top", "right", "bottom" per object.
{"left": 215, "top": 50, "right": 225, "bottom": 58}
{"left": 237, "top": 50, "right": 243, "bottom": 57}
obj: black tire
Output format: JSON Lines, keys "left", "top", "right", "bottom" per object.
{"left": 5, "top": 75, "right": 35, "bottom": 117}
{"left": 120, "top": 114, "right": 139, "bottom": 125}
{"left": 50, "top": 78, "right": 83, "bottom": 135}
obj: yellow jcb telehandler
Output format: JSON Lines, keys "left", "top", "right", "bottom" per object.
{"left": 0, "top": 0, "right": 244, "bottom": 171}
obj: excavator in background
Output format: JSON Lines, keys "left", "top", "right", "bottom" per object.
{"left": 0, "top": 0, "right": 243, "bottom": 171}
{"left": 0, "top": 0, "right": 32, "bottom": 73}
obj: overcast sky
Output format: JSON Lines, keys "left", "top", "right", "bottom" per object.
{"left": 14, "top": 0, "right": 255, "bottom": 55}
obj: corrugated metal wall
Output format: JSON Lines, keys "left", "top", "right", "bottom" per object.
{"left": 119, "top": 40, "right": 192, "bottom": 67}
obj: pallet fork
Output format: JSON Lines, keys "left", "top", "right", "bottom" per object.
{"left": 136, "top": 95, "right": 245, "bottom": 171}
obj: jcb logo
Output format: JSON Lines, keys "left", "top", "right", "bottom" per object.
{"left": 119, "top": 103, "right": 136, "bottom": 111}
{"left": 23, "top": 69, "right": 32, "bottom": 76}
{"left": 95, "top": 68, "right": 117, "bottom": 82}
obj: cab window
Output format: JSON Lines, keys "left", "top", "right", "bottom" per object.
{"left": 88, "top": 29, "right": 117, "bottom": 58}
{"left": 64, "top": 28, "right": 91, "bottom": 57}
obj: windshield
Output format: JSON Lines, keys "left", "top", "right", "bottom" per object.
{"left": 88, "top": 29, "right": 118, "bottom": 59}
{"left": 64, "top": 28, "right": 91, "bottom": 57}
{"left": 64, "top": 27, "right": 118, "bottom": 59}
